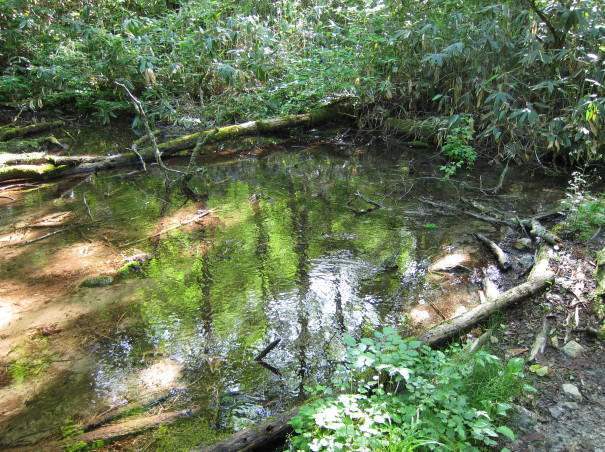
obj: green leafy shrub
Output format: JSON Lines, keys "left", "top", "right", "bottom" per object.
{"left": 440, "top": 116, "right": 476, "bottom": 179}
{"left": 288, "top": 327, "right": 527, "bottom": 451}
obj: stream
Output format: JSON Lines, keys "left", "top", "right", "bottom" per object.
{"left": 0, "top": 130, "right": 567, "bottom": 448}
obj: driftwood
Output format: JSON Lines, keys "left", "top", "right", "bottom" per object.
{"left": 475, "top": 233, "right": 511, "bottom": 271}
{"left": 192, "top": 407, "right": 301, "bottom": 452}
{"left": 0, "top": 121, "right": 64, "bottom": 142}
{"left": 0, "top": 107, "right": 342, "bottom": 182}
{"left": 418, "top": 245, "right": 555, "bottom": 347}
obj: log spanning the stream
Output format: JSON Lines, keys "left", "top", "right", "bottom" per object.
{"left": 0, "top": 107, "right": 343, "bottom": 182}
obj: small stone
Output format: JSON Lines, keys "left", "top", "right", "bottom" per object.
{"left": 548, "top": 405, "right": 564, "bottom": 419}
{"left": 561, "top": 383, "right": 582, "bottom": 401}
{"left": 81, "top": 275, "right": 114, "bottom": 288}
{"left": 551, "top": 336, "right": 559, "bottom": 348}
{"left": 517, "top": 255, "right": 535, "bottom": 269}
{"left": 514, "top": 238, "right": 533, "bottom": 250}
{"left": 561, "top": 340, "right": 585, "bottom": 358}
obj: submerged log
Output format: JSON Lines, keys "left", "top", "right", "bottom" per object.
{"left": 0, "top": 136, "right": 64, "bottom": 153}
{"left": 0, "top": 121, "right": 64, "bottom": 142}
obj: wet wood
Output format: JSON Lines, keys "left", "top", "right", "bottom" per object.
{"left": 254, "top": 338, "right": 281, "bottom": 361}
{"left": 193, "top": 407, "right": 301, "bottom": 452}
{"left": 475, "top": 233, "right": 511, "bottom": 271}
{"left": 68, "top": 409, "right": 190, "bottom": 446}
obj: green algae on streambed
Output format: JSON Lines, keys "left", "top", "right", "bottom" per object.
{"left": 0, "top": 137, "right": 568, "bottom": 449}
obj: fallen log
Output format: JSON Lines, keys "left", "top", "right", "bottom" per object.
{"left": 0, "top": 107, "right": 343, "bottom": 182}
{"left": 0, "top": 121, "right": 64, "bottom": 142}
{"left": 418, "top": 245, "right": 555, "bottom": 347}
{"left": 418, "top": 198, "right": 562, "bottom": 247}
{"left": 192, "top": 407, "right": 301, "bottom": 452}
{"left": 475, "top": 233, "right": 511, "bottom": 271}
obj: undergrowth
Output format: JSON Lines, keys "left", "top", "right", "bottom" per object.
{"left": 288, "top": 327, "right": 531, "bottom": 451}
{"left": 561, "top": 171, "right": 605, "bottom": 240}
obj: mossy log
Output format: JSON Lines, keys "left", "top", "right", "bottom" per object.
{"left": 0, "top": 121, "right": 64, "bottom": 142}
{"left": 0, "top": 136, "right": 64, "bottom": 153}
{"left": 0, "top": 163, "right": 71, "bottom": 181}
{"left": 0, "top": 107, "right": 342, "bottom": 182}
{"left": 384, "top": 117, "right": 448, "bottom": 142}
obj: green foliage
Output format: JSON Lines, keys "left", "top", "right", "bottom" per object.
{"left": 440, "top": 116, "right": 476, "bottom": 179}
{"left": 561, "top": 171, "right": 605, "bottom": 239}
{"left": 0, "top": 0, "right": 603, "bottom": 164}
{"left": 288, "top": 328, "right": 526, "bottom": 451}
{"left": 62, "top": 419, "right": 104, "bottom": 451}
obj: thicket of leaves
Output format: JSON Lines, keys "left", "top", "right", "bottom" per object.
{"left": 0, "top": 0, "right": 603, "bottom": 164}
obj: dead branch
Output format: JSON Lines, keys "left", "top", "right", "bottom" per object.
{"left": 254, "top": 338, "right": 281, "bottom": 361}
{"left": 475, "top": 233, "right": 511, "bottom": 271}
{"left": 120, "top": 211, "right": 212, "bottom": 247}
{"left": 529, "top": 314, "right": 555, "bottom": 362}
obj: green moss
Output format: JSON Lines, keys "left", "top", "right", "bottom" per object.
{"left": 117, "top": 261, "right": 145, "bottom": 278}
{"left": 80, "top": 275, "right": 114, "bottom": 287}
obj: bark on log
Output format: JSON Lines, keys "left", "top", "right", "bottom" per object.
{"left": 418, "top": 246, "right": 555, "bottom": 347}
{"left": 192, "top": 407, "right": 301, "bottom": 452}
{"left": 0, "top": 121, "right": 64, "bottom": 142}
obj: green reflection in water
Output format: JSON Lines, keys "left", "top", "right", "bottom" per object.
{"left": 0, "top": 143, "right": 477, "bottom": 447}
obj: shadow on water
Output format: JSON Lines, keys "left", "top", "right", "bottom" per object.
{"left": 0, "top": 139, "right": 568, "bottom": 448}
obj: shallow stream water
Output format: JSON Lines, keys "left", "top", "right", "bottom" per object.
{"left": 0, "top": 133, "right": 568, "bottom": 447}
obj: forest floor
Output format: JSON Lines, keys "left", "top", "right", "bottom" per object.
{"left": 498, "top": 235, "right": 605, "bottom": 452}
